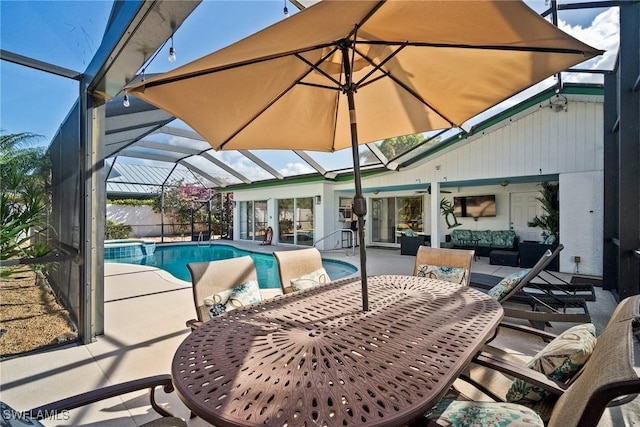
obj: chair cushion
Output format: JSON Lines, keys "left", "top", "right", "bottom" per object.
{"left": 416, "top": 264, "right": 467, "bottom": 285}
{"left": 491, "top": 230, "right": 517, "bottom": 248}
{"left": 404, "top": 228, "right": 417, "bottom": 237}
{"left": 290, "top": 267, "right": 331, "bottom": 291}
{"left": 506, "top": 323, "right": 597, "bottom": 402}
{"left": 474, "top": 230, "right": 494, "bottom": 247}
{"left": 203, "top": 280, "right": 262, "bottom": 319}
{"left": 450, "top": 229, "right": 472, "bottom": 246}
{"left": 425, "top": 397, "right": 544, "bottom": 426}
{"left": 487, "top": 269, "right": 530, "bottom": 300}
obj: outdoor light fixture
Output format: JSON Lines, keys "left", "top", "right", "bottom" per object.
{"left": 315, "top": 195, "right": 321, "bottom": 205}
{"left": 123, "top": 93, "right": 130, "bottom": 108}
{"left": 168, "top": 36, "right": 176, "bottom": 63}
{"left": 549, "top": 94, "right": 568, "bottom": 112}
{"left": 500, "top": 180, "right": 509, "bottom": 187}
{"left": 283, "top": 0, "right": 289, "bottom": 17}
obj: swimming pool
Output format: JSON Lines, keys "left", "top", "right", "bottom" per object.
{"left": 105, "top": 243, "right": 358, "bottom": 289}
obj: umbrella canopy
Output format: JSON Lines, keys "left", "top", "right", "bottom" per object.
{"left": 127, "top": 0, "right": 602, "bottom": 310}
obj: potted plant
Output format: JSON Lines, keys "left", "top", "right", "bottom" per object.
{"left": 528, "top": 181, "right": 559, "bottom": 243}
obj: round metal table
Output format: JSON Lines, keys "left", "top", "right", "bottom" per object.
{"left": 172, "top": 275, "right": 503, "bottom": 427}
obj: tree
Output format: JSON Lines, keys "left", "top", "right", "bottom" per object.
{"left": 152, "top": 183, "right": 215, "bottom": 235}
{"left": 0, "top": 131, "right": 51, "bottom": 276}
{"left": 528, "top": 182, "right": 559, "bottom": 240}
{"left": 360, "top": 133, "right": 441, "bottom": 163}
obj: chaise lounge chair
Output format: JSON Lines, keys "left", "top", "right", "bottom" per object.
{"left": 473, "top": 245, "right": 591, "bottom": 329}
{"left": 471, "top": 244, "right": 596, "bottom": 302}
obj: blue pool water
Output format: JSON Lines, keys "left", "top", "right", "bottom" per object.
{"left": 105, "top": 243, "right": 357, "bottom": 289}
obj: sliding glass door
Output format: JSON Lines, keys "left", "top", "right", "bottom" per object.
{"left": 278, "top": 197, "right": 314, "bottom": 246}
{"left": 371, "top": 196, "right": 423, "bottom": 245}
{"left": 239, "top": 200, "right": 268, "bottom": 241}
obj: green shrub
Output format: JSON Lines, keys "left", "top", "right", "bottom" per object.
{"left": 106, "top": 220, "right": 132, "bottom": 240}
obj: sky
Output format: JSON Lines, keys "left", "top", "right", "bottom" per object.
{"left": 0, "top": 0, "right": 620, "bottom": 177}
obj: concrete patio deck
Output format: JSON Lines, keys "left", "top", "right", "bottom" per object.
{"left": 1, "top": 242, "right": 638, "bottom": 426}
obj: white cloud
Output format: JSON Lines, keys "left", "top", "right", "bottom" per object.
{"left": 558, "top": 7, "right": 619, "bottom": 83}
{"left": 279, "top": 162, "right": 315, "bottom": 176}
{"left": 231, "top": 158, "right": 274, "bottom": 180}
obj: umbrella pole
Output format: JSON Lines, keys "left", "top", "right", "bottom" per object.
{"left": 342, "top": 42, "right": 369, "bottom": 312}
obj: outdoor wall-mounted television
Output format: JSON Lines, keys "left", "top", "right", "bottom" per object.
{"left": 453, "top": 195, "right": 497, "bottom": 218}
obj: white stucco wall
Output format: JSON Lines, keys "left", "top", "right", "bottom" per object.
{"left": 106, "top": 204, "right": 162, "bottom": 237}
{"left": 559, "top": 171, "right": 604, "bottom": 276}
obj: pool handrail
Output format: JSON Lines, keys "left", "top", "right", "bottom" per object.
{"left": 313, "top": 228, "right": 355, "bottom": 256}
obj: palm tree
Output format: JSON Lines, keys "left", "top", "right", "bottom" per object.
{"left": 0, "top": 131, "right": 51, "bottom": 276}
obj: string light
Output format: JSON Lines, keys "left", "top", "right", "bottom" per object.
{"left": 168, "top": 36, "right": 176, "bottom": 63}
{"left": 123, "top": 93, "right": 130, "bottom": 108}
{"left": 283, "top": 0, "right": 289, "bottom": 17}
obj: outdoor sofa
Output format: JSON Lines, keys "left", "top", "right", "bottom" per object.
{"left": 450, "top": 229, "right": 519, "bottom": 257}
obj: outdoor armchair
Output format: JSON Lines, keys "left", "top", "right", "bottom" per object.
{"left": 426, "top": 295, "right": 640, "bottom": 426}
{"left": 413, "top": 246, "right": 475, "bottom": 286}
{"left": 185, "top": 255, "right": 260, "bottom": 330}
{"left": 0, "top": 374, "right": 185, "bottom": 426}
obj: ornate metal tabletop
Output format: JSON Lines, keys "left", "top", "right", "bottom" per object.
{"left": 172, "top": 275, "right": 503, "bottom": 427}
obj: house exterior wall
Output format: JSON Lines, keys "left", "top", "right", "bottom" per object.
{"left": 232, "top": 95, "right": 605, "bottom": 275}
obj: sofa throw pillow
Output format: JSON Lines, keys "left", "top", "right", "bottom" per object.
{"left": 543, "top": 235, "right": 557, "bottom": 245}
{"left": 203, "top": 280, "right": 262, "bottom": 319}
{"left": 506, "top": 323, "right": 597, "bottom": 402}
{"left": 290, "top": 267, "right": 331, "bottom": 292}
{"left": 416, "top": 264, "right": 467, "bottom": 285}
{"left": 487, "top": 269, "right": 530, "bottom": 300}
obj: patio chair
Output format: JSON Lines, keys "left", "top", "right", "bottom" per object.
{"left": 457, "top": 294, "right": 639, "bottom": 417}
{"left": 185, "top": 255, "right": 260, "bottom": 330}
{"left": 425, "top": 295, "right": 640, "bottom": 426}
{"left": 472, "top": 245, "right": 591, "bottom": 329}
{"left": 0, "top": 374, "right": 185, "bottom": 426}
{"left": 273, "top": 247, "right": 327, "bottom": 294}
{"left": 413, "top": 246, "right": 475, "bottom": 286}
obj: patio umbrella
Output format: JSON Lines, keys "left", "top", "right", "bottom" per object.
{"left": 126, "top": 0, "right": 601, "bottom": 311}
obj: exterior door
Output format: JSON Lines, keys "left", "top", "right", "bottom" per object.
{"left": 510, "top": 192, "right": 543, "bottom": 242}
